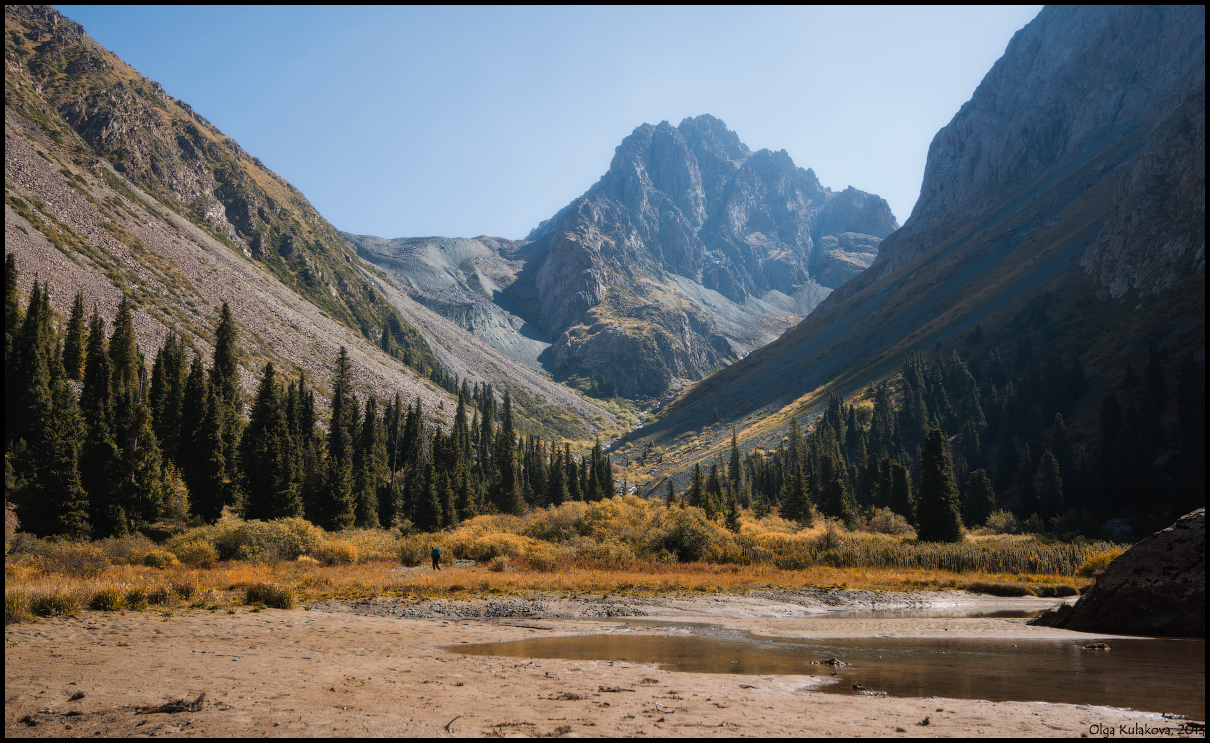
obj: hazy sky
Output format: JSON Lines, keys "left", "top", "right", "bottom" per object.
{"left": 55, "top": 5, "right": 1042, "bottom": 240}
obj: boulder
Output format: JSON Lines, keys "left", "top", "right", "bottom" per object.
{"left": 1030, "top": 509, "right": 1205, "bottom": 637}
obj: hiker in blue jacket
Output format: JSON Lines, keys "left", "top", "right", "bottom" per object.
{"left": 431, "top": 545, "right": 441, "bottom": 570}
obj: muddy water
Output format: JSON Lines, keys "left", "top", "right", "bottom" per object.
{"left": 456, "top": 633, "right": 1205, "bottom": 719}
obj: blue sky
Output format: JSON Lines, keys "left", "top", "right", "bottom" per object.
{"left": 55, "top": 6, "right": 1042, "bottom": 240}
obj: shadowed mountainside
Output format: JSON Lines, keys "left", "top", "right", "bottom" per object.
{"left": 639, "top": 5, "right": 1204, "bottom": 471}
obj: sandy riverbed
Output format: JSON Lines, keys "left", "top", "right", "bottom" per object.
{"left": 5, "top": 590, "right": 1202, "bottom": 737}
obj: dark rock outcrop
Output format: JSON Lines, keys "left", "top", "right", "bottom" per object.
{"left": 1030, "top": 509, "right": 1205, "bottom": 637}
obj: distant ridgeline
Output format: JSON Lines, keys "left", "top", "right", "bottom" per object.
{"left": 5, "top": 261, "right": 623, "bottom": 539}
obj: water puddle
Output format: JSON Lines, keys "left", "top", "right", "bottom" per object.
{"left": 455, "top": 633, "right": 1205, "bottom": 719}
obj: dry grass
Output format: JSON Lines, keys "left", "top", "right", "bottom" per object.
{"left": 6, "top": 498, "right": 1114, "bottom": 623}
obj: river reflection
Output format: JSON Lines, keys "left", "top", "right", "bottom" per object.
{"left": 455, "top": 633, "right": 1205, "bottom": 719}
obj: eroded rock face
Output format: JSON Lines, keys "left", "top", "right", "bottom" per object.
{"left": 869, "top": 5, "right": 1206, "bottom": 283}
{"left": 1030, "top": 509, "right": 1205, "bottom": 638}
{"left": 521, "top": 114, "right": 897, "bottom": 397}
{"left": 1081, "top": 82, "right": 1206, "bottom": 298}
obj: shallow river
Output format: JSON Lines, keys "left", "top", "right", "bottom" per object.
{"left": 456, "top": 619, "right": 1205, "bottom": 719}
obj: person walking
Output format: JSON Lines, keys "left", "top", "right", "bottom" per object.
{"left": 431, "top": 545, "right": 442, "bottom": 570}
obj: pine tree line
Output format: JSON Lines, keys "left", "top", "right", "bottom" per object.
{"left": 723, "top": 334, "right": 1203, "bottom": 539}
{"left": 5, "top": 256, "right": 621, "bottom": 538}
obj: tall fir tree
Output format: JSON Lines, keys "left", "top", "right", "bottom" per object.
{"left": 1036, "top": 448, "right": 1065, "bottom": 520}
{"left": 320, "top": 346, "right": 356, "bottom": 530}
{"left": 492, "top": 392, "right": 525, "bottom": 515}
{"left": 192, "top": 383, "right": 229, "bottom": 524}
{"left": 962, "top": 469, "right": 996, "bottom": 527}
{"left": 241, "top": 362, "right": 301, "bottom": 520}
{"left": 61, "top": 291, "right": 87, "bottom": 381}
{"left": 42, "top": 378, "right": 91, "bottom": 538}
{"left": 916, "top": 429, "right": 964, "bottom": 542}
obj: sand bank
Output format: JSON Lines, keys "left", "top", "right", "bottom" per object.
{"left": 5, "top": 591, "right": 1201, "bottom": 737}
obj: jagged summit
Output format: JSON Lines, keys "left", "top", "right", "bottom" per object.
{"left": 506, "top": 114, "right": 898, "bottom": 397}
{"left": 368, "top": 115, "right": 897, "bottom": 400}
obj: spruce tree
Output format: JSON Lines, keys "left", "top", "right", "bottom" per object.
{"left": 729, "top": 428, "right": 742, "bottom": 491}
{"left": 177, "top": 354, "right": 207, "bottom": 495}
{"left": 780, "top": 458, "right": 812, "bottom": 525}
{"left": 61, "top": 291, "right": 87, "bottom": 381}
{"left": 320, "top": 347, "right": 356, "bottom": 530}
{"left": 43, "top": 378, "right": 91, "bottom": 538}
{"left": 79, "top": 309, "right": 125, "bottom": 537}
{"left": 242, "top": 362, "right": 301, "bottom": 520}
{"left": 8, "top": 281, "right": 54, "bottom": 448}
{"left": 724, "top": 493, "right": 741, "bottom": 533}
{"left": 687, "top": 462, "right": 705, "bottom": 510}
{"left": 962, "top": 469, "right": 996, "bottom": 527}
{"left": 192, "top": 384, "right": 229, "bottom": 524}
{"left": 352, "top": 396, "right": 384, "bottom": 528}
{"left": 546, "top": 447, "right": 568, "bottom": 507}
{"left": 414, "top": 462, "right": 442, "bottom": 532}
{"left": 916, "top": 429, "right": 964, "bottom": 542}
{"left": 108, "top": 296, "right": 139, "bottom": 405}
{"left": 492, "top": 393, "right": 525, "bottom": 515}
{"left": 1036, "top": 448, "right": 1065, "bottom": 521}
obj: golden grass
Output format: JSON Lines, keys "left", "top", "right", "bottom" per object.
{"left": 5, "top": 555, "right": 1094, "bottom": 624}
{"left": 6, "top": 497, "right": 1113, "bottom": 624}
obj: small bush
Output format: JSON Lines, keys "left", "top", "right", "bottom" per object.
{"left": 519, "top": 544, "right": 560, "bottom": 572}
{"left": 37, "top": 543, "right": 109, "bottom": 577}
{"left": 147, "top": 586, "right": 173, "bottom": 605}
{"left": 171, "top": 577, "right": 198, "bottom": 599}
{"left": 125, "top": 586, "right": 149, "bottom": 611}
{"left": 97, "top": 534, "right": 157, "bottom": 565}
{"left": 296, "top": 555, "right": 319, "bottom": 566}
{"left": 30, "top": 589, "right": 81, "bottom": 617}
{"left": 236, "top": 543, "right": 271, "bottom": 564}
{"left": 867, "top": 507, "right": 915, "bottom": 536}
{"left": 245, "top": 582, "right": 296, "bottom": 609}
{"left": 1034, "top": 583, "right": 1080, "bottom": 598}
{"left": 487, "top": 555, "right": 511, "bottom": 572}
{"left": 142, "top": 550, "right": 178, "bottom": 569}
{"left": 212, "top": 518, "right": 324, "bottom": 562}
{"left": 1076, "top": 549, "right": 1125, "bottom": 578}
{"left": 398, "top": 538, "right": 429, "bottom": 567}
{"left": 985, "top": 510, "right": 1019, "bottom": 535}
{"left": 90, "top": 586, "right": 126, "bottom": 611}
{"left": 314, "top": 541, "right": 358, "bottom": 566}
{"left": 172, "top": 540, "right": 217, "bottom": 568}
{"left": 191, "top": 588, "right": 225, "bottom": 609}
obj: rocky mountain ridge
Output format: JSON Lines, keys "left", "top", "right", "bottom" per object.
{"left": 358, "top": 115, "right": 898, "bottom": 399}
{"left": 639, "top": 5, "right": 1204, "bottom": 471}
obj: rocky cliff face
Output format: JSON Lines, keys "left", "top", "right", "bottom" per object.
{"left": 1030, "top": 509, "right": 1205, "bottom": 637}
{"left": 343, "top": 233, "right": 554, "bottom": 371}
{"left": 515, "top": 114, "right": 897, "bottom": 398}
{"left": 646, "top": 5, "right": 1204, "bottom": 464}
{"left": 869, "top": 5, "right": 1205, "bottom": 284}
{"left": 1081, "top": 81, "right": 1206, "bottom": 298}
